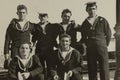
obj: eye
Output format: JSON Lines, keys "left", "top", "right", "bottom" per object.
{"left": 19, "top": 12, "right": 26, "bottom": 14}
{"left": 22, "top": 12, "right": 25, "bottom": 14}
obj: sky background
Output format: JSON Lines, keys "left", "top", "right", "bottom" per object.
{"left": 0, "top": 0, "right": 116, "bottom": 51}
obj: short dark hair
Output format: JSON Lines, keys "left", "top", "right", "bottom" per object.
{"left": 39, "top": 13, "right": 48, "bottom": 17}
{"left": 59, "top": 34, "right": 71, "bottom": 41}
{"left": 18, "top": 41, "right": 31, "bottom": 48}
{"left": 61, "top": 9, "right": 72, "bottom": 16}
{"left": 17, "top": 4, "right": 27, "bottom": 12}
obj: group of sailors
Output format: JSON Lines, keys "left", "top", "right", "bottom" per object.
{"left": 4, "top": 1, "right": 112, "bottom": 80}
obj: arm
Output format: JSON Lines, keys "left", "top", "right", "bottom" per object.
{"left": 75, "top": 24, "right": 81, "bottom": 32}
{"left": 29, "top": 55, "right": 43, "bottom": 77}
{"left": 72, "top": 50, "right": 83, "bottom": 74}
{"left": 71, "top": 20, "right": 81, "bottom": 32}
{"left": 50, "top": 50, "right": 58, "bottom": 77}
{"left": 104, "top": 18, "right": 112, "bottom": 46}
{"left": 52, "top": 23, "right": 60, "bottom": 48}
{"left": 31, "top": 24, "right": 38, "bottom": 47}
{"left": 78, "top": 23, "right": 87, "bottom": 56}
{"left": 4, "top": 24, "right": 12, "bottom": 60}
{"left": 8, "top": 59, "right": 17, "bottom": 79}
{"left": 80, "top": 26, "right": 87, "bottom": 44}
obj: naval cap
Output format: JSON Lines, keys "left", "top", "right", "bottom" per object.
{"left": 86, "top": 1, "right": 97, "bottom": 7}
{"left": 38, "top": 12, "right": 48, "bottom": 17}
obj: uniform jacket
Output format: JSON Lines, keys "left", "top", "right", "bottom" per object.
{"left": 32, "top": 23, "right": 59, "bottom": 52}
{"left": 55, "top": 21, "right": 81, "bottom": 48}
{"left": 8, "top": 55, "right": 43, "bottom": 80}
{"left": 4, "top": 18, "right": 34, "bottom": 55}
{"left": 51, "top": 47, "right": 83, "bottom": 80}
{"left": 80, "top": 16, "right": 111, "bottom": 47}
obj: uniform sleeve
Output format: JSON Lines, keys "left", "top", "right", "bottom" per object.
{"left": 4, "top": 24, "right": 12, "bottom": 55}
{"left": 72, "top": 50, "right": 83, "bottom": 74}
{"left": 31, "top": 24, "right": 38, "bottom": 43}
{"left": 30, "top": 55, "right": 43, "bottom": 77}
{"left": 103, "top": 18, "right": 112, "bottom": 46}
{"left": 74, "top": 24, "right": 81, "bottom": 32}
{"left": 49, "top": 50, "right": 58, "bottom": 76}
{"left": 79, "top": 22, "right": 87, "bottom": 44}
{"left": 52, "top": 24, "right": 59, "bottom": 48}
{"left": 8, "top": 59, "right": 17, "bottom": 79}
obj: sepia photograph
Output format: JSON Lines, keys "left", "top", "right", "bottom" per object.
{"left": 0, "top": 0, "right": 118, "bottom": 80}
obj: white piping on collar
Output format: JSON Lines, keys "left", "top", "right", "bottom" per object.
{"left": 16, "top": 54, "right": 33, "bottom": 71}
{"left": 58, "top": 47, "right": 74, "bottom": 65}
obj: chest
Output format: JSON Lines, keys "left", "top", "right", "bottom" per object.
{"left": 10, "top": 27, "right": 31, "bottom": 39}
{"left": 57, "top": 53, "right": 77, "bottom": 66}
{"left": 60, "top": 24, "right": 76, "bottom": 35}
{"left": 83, "top": 20, "right": 105, "bottom": 34}
{"left": 18, "top": 21, "right": 27, "bottom": 29}
{"left": 36, "top": 25, "right": 54, "bottom": 36}
{"left": 16, "top": 59, "right": 34, "bottom": 72}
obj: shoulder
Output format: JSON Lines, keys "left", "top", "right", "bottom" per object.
{"left": 98, "top": 16, "right": 108, "bottom": 22}
{"left": 81, "top": 19, "right": 88, "bottom": 29}
{"left": 9, "top": 18, "right": 17, "bottom": 25}
{"left": 30, "top": 23, "right": 40, "bottom": 32}
{"left": 52, "top": 23, "right": 62, "bottom": 28}
{"left": 9, "top": 57, "right": 18, "bottom": 65}
{"left": 72, "top": 48, "right": 81, "bottom": 57}
{"left": 28, "top": 21, "right": 35, "bottom": 29}
{"left": 32, "top": 55, "right": 39, "bottom": 60}
{"left": 7, "top": 18, "right": 17, "bottom": 29}
{"left": 47, "top": 23, "right": 55, "bottom": 28}
{"left": 70, "top": 20, "right": 81, "bottom": 28}
{"left": 53, "top": 49, "right": 59, "bottom": 57}
{"left": 32, "top": 55, "right": 41, "bottom": 63}
{"left": 72, "top": 49, "right": 80, "bottom": 54}
{"left": 82, "top": 19, "right": 88, "bottom": 25}
{"left": 50, "top": 23, "right": 62, "bottom": 31}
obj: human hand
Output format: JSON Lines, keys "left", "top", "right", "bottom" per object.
{"left": 4, "top": 54, "right": 10, "bottom": 60}
{"left": 22, "top": 72, "right": 30, "bottom": 80}
{"left": 82, "top": 43, "right": 87, "bottom": 56}
{"left": 54, "top": 75, "right": 59, "bottom": 80}
{"left": 18, "top": 72, "right": 24, "bottom": 80}
{"left": 67, "top": 70, "right": 73, "bottom": 77}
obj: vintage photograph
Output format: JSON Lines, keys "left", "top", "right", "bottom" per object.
{"left": 0, "top": 0, "right": 118, "bottom": 80}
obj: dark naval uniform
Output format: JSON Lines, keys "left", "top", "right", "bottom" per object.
{"left": 55, "top": 21, "right": 84, "bottom": 54}
{"left": 4, "top": 18, "right": 34, "bottom": 59}
{"left": 51, "top": 47, "right": 83, "bottom": 80}
{"left": 32, "top": 22, "right": 58, "bottom": 78}
{"left": 80, "top": 16, "right": 111, "bottom": 80}
{"left": 8, "top": 55, "right": 44, "bottom": 80}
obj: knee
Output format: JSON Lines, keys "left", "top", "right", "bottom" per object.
{"left": 73, "top": 73, "right": 83, "bottom": 80}
{"left": 37, "top": 74, "right": 44, "bottom": 80}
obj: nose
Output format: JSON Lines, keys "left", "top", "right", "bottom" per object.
{"left": 63, "top": 41, "right": 67, "bottom": 45}
{"left": 66, "top": 16, "right": 70, "bottom": 19}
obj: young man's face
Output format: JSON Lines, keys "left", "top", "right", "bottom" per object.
{"left": 19, "top": 43, "right": 30, "bottom": 59}
{"left": 39, "top": 16, "right": 48, "bottom": 23}
{"left": 86, "top": 6, "right": 97, "bottom": 17}
{"left": 61, "top": 12, "right": 71, "bottom": 24}
{"left": 60, "top": 37, "right": 71, "bottom": 50}
{"left": 17, "top": 9, "right": 27, "bottom": 21}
